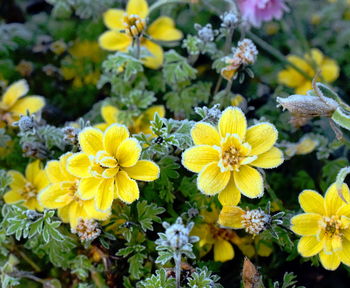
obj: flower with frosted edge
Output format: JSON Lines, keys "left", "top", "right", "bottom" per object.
{"left": 237, "top": 0, "right": 289, "bottom": 27}
{"left": 98, "top": 0, "right": 183, "bottom": 69}
{"left": 181, "top": 107, "right": 284, "bottom": 206}
{"left": 38, "top": 153, "right": 109, "bottom": 228}
{"left": 290, "top": 184, "right": 350, "bottom": 271}
{"left": 0, "top": 80, "right": 45, "bottom": 124}
{"left": 66, "top": 124, "right": 160, "bottom": 212}
{"left": 94, "top": 104, "right": 165, "bottom": 136}
{"left": 4, "top": 160, "right": 49, "bottom": 211}
{"left": 218, "top": 206, "right": 271, "bottom": 236}
{"left": 72, "top": 218, "right": 102, "bottom": 242}
{"left": 278, "top": 49, "right": 339, "bottom": 95}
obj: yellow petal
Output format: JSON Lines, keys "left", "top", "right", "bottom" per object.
{"left": 213, "top": 239, "right": 234, "bottom": 262}
{"left": 1, "top": 79, "right": 29, "bottom": 109}
{"left": 218, "top": 175, "right": 241, "bottom": 206}
{"left": 133, "top": 105, "right": 165, "bottom": 134}
{"left": 218, "top": 206, "right": 245, "bottom": 229}
{"left": 83, "top": 199, "right": 110, "bottom": 220}
{"left": 321, "top": 59, "right": 339, "bottom": 83}
{"left": 68, "top": 201, "right": 84, "bottom": 228}
{"left": 218, "top": 107, "right": 247, "bottom": 140}
{"left": 78, "top": 127, "right": 103, "bottom": 156}
{"left": 245, "top": 123, "right": 278, "bottom": 155}
{"left": 336, "top": 205, "right": 350, "bottom": 218}
{"left": 233, "top": 166, "right": 263, "bottom": 198}
{"left": 46, "top": 160, "right": 66, "bottom": 183}
{"left": 98, "top": 31, "right": 132, "bottom": 52}
{"left": 66, "top": 152, "right": 91, "bottom": 178}
{"left": 319, "top": 251, "right": 340, "bottom": 271}
{"left": 298, "top": 189, "right": 325, "bottom": 215}
{"left": 95, "top": 178, "right": 115, "bottom": 212}
{"left": 25, "top": 160, "right": 42, "bottom": 183}
{"left": 34, "top": 169, "right": 50, "bottom": 191}
{"left": 297, "top": 236, "right": 323, "bottom": 257}
{"left": 250, "top": 147, "right": 284, "bottom": 169}
{"left": 325, "top": 183, "right": 350, "bottom": 216}
{"left": 9, "top": 96, "right": 45, "bottom": 116}
{"left": 122, "top": 160, "right": 159, "bottom": 181}
{"left": 101, "top": 105, "right": 119, "bottom": 124}
{"left": 290, "top": 213, "right": 322, "bottom": 236}
{"left": 336, "top": 239, "right": 350, "bottom": 266}
{"left": 116, "top": 138, "right": 141, "bottom": 167}
{"left": 142, "top": 39, "right": 163, "bottom": 69}
{"left": 307, "top": 48, "right": 324, "bottom": 65}
{"left": 148, "top": 17, "right": 183, "bottom": 41}
{"left": 295, "top": 81, "right": 313, "bottom": 95}
{"left": 103, "top": 124, "right": 129, "bottom": 157}
{"left": 197, "top": 162, "right": 230, "bottom": 195}
{"left": 278, "top": 68, "right": 304, "bottom": 88}
{"left": 182, "top": 145, "right": 219, "bottom": 173}
{"left": 103, "top": 9, "right": 125, "bottom": 30}
{"left": 78, "top": 177, "right": 102, "bottom": 200}
{"left": 8, "top": 171, "right": 26, "bottom": 191}
{"left": 94, "top": 123, "right": 109, "bottom": 131}
{"left": 3, "top": 190, "right": 22, "bottom": 204}
{"left": 58, "top": 206, "right": 70, "bottom": 223}
{"left": 38, "top": 184, "right": 72, "bottom": 209}
{"left": 126, "top": 0, "right": 148, "bottom": 19}
{"left": 115, "top": 171, "right": 139, "bottom": 203}
{"left": 191, "top": 122, "right": 220, "bottom": 146}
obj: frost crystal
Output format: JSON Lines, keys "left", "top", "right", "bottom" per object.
{"left": 220, "top": 11, "right": 239, "bottom": 28}
{"left": 195, "top": 24, "right": 217, "bottom": 42}
{"left": 241, "top": 209, "right": 271, "bottom": 235}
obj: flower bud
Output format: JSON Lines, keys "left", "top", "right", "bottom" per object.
{"left": 277, "top": 94, "right": 339, "bottom": 117}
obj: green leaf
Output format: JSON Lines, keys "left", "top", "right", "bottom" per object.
{"left": 332, "top": 107, "right": 350, "bottom": 131}
{"left": 137, "top": 201, "right": 165, "bottom": 232}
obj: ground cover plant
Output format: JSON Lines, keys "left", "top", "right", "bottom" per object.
{"left": 1, "top": 0, "right": 350, "bottom": 287}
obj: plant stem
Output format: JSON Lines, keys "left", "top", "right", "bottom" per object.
{"left": 135, "top": 36, "right": 141, "bottom": 60}
{"left": 148, "top": 0, "right": 188, "bottom": 15}
{"left": 246, "top": 31, "right": 312, "bottom": 81}
{"left": 175, "top": 252, "right": 181, "bottom": 288}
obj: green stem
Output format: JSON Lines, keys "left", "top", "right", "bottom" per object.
{"left": 174, "top": 252, "right": 181, "bottom": 288}
{"left": 148, "top": 0, "right": 188, "bottom": 15}
{"left": 135, "top": 36, "right": 141, "bottom": 60}
{"left": 246, "top": 31, "right": 313, "bottom": 81}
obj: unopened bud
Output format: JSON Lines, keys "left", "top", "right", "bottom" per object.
{"left": 277, "top": 94, "right": 339, "bottom": 117}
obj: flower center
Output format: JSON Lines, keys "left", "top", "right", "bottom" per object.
{"left": 123, "top": 14, "right": 146, "bottom": 37}
{"left": 22, "top": 182, "right": 37, "bottom": 200}
{"left": 209, "top": 224, "right": 236, "bottom": 242}
{"left": 222, "top": 146, "right": 244, "bottom": 169}
{"left": 320, "top": 216, "right": 342, "bottom": 238}
{"left": 90, "top": 150, "right": 119, "bottom": 179}
{"left": 241, "top": 209, "right": 271, "bottom": 236}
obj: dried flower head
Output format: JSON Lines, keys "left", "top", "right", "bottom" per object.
{"left": 72, "top": 218, "right": 101, "bottom": 242}
{"left": 62, "top": 126, "right": 80, "bottom": 146}
{"left": 16, "top": 60, "right": 33, "bottom": 77}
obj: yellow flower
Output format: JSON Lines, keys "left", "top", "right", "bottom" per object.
{"left": 181, "top": 107, "right": 284, "bottom": 205}
{"left": 278, "top": 49, "right": 339, "bottom": 95}
{"left": 66, "top": 124, "right": 160, "bottom": 212}
{"left": 95, "top": 104, "right": 165, "bottom": 135}
{"left": 0, "top": 80, "right": 45, "bottom": 123}
{"left": 38, "top": 153, "right": 110, "bottom": 228}
{"left": 3, "top": 160, "right": 49, "bottom": 211}
{"left": 60, "top": 41, "right": 103, "bottom": 88}
{"left": 98, "top": 0, "right": 183, "bottom": 69}
{"left": 285, "top": 135, "right": 319, "bottom": 158}
{"left": 290, "top": 184, "right": 350, "bottom": 270}
{"left": 191, "top": 207, "right": 240, "bottom": 262}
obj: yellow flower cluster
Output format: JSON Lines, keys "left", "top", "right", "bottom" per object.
{"left": 278, "top": 49, "right": 339, "bottom": 94}
{"left": 60, "top": 41, "right": 103, "bottom": 88}
{"left": 291, "top": 184, "right": 350, "bottom": 270}
{"left": 4, "top": 124, "right": 160, "bottom": 228}
{"left": 99, "top": 0, "right": 183, "bottom": 69}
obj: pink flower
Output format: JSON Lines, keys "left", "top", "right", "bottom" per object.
{"left": 237, "top": 0, "right": 289, "bottom": 27}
